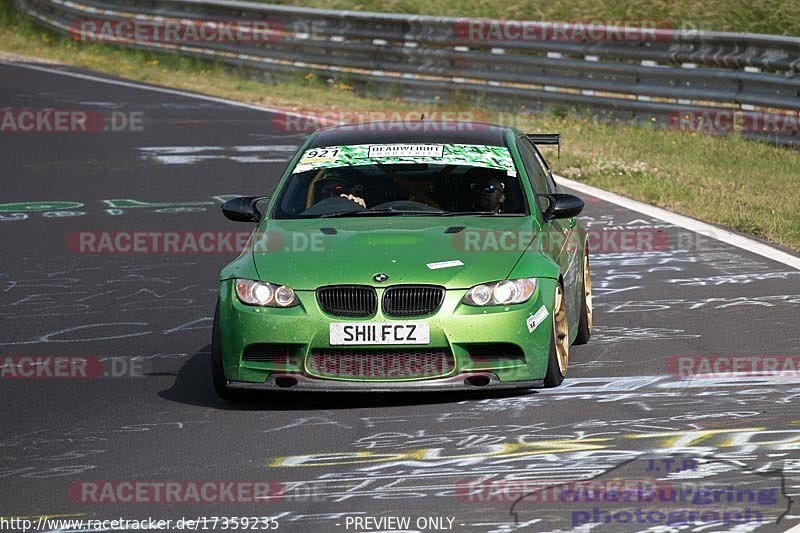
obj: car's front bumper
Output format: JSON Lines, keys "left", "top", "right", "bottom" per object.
{"left": 217, "top": 278, "right": 558, "bottom": 389}
{"left": 228, "top": 372, "right": 543, "bottom": 392}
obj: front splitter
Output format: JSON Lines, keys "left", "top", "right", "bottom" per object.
{"left": 227, "top": 372, "right": 543, "bottom": 392}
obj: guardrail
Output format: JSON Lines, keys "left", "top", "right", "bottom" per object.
{"left": 15, "top": 0, "right": 800, "bottom": 145}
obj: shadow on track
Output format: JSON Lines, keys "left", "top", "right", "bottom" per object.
{"left": 158, "top": 345, "right": 537, "bottom": 411}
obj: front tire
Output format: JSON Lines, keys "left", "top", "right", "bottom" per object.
{"left": 211, "top": 301, "right": 240, "bottom": 401}
{"left": 544, "top": 283, "right": 569, "bottom": 387}
{"left": 573, "top": 249, "right": 592, "bottom": 345}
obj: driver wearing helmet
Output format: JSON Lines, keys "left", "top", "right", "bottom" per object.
{"left": 465, "top": 168, "right": 506, "bottom": 213}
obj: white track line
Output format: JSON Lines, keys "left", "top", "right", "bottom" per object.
{"left": 3, "top": 59, "right": 799, "bottom": 271}
{"left": 0, "top": 59, "right": 299, "bottom": 115}
{"left": 558, "top": 175, "right": 800, "bottom": 271}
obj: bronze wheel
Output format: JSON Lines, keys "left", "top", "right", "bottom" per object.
{"left": 574, "top": 248, "right": 592, "bottom": 345}
{"left": 553, "top": 283, "right": 570, "bottom": 375}
{"left": 584, "top": 254, "right": 593, "bottom": 330}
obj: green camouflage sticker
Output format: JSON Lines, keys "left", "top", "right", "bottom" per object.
{"left": 293, "top": 144, "right": 517, "bottom": 175}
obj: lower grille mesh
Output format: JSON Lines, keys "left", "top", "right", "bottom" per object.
{"left": 307, "top": 349, "right": 454, "bottom": 379}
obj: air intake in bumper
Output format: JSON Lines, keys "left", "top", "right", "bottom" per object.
{"left": 242, "top": 343, "right": 301, "bottom": 364}
{"left": 307, "top": 348, "right": 454, "bottom": 379}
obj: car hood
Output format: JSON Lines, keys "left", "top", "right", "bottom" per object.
{"left": 251, "top": 216, "right": 538, "bottom": 290}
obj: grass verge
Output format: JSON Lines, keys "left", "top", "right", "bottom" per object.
{"left": 263, "top": 0, "right": 800, "bottom": 36}
{"left": 1, "top": 0, "right": 799, "bottom": 251}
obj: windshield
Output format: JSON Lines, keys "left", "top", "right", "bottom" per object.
{"left": 273, "top": 143, "right": 527, "bottom": 219}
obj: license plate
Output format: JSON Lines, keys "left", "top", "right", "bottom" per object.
{"left": 329, "top": 322, "right": 430, "bottom": 345}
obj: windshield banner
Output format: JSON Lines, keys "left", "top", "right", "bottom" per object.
{"left": 292, "top": 143, "right": 517, "bottom": 176}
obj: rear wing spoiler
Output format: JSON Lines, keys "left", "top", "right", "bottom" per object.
{"left": 527, "top": 133, "right": 560, "bottom": 159}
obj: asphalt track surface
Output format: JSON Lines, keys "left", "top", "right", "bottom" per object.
{"left": 1, "top": 61, "right": 800, "bottom": 533}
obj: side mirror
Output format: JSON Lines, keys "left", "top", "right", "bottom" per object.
{"left": 542, "top": 193, "right": 584, "bottom": 220}
{"left": 221, "top": 196, "right": 269, "bottom": 223}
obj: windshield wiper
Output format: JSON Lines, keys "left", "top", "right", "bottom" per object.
{"left": 319, "top": 207, "right": 445, "bottom": 218}
{"left": 442, "top": 210, "right": 496, "bottom": 216}
{"left": 441, "top": 211, "right": 525, "bottom": 216}
{"left": 317, "top": 208, "right": 525, "bottom": 218}
{"left": 317, "top": 209, "right": 366, "bottom": 218}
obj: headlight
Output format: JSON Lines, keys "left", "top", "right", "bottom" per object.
{"left": 235, "top": 279, "right": 299, "bottom": 307}
{"left": 463, "top": 278, "right": 537, "bottom": 306}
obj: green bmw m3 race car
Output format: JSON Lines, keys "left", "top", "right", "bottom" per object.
{"left": 211, "top": 122, "right": 592, "bottom": 398}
